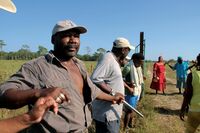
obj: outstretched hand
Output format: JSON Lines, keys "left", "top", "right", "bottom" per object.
{"left": 40, "top": 87, "right": 70, "bottom": 104}
{"left": 28, "top": 96, "right": 58, "bottom": 124}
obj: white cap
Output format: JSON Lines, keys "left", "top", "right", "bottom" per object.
{"left": 113, "top": 37, "right": 134, "bottom": 50}
{"left": 0, "top": 0, "right": 16, "bottom": 13}
{"left": 52, "top": 20, "right": 87, "bottom": 35}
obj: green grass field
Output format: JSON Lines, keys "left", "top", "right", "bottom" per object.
{"left": 0, "top": 60, "right": 189, "bottom": 133}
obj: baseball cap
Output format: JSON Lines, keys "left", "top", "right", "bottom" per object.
{"left": 113, "top": 37, "right": 134, "bottom": 50}
{"left": 0, "top": 0, "right": 16, "bottom": 13}
{"left": 52, "top": 20, "right": 87, "bottom": 35}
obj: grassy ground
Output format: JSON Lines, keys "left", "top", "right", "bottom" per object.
{"left": 0, "top": 60, "right": 197, "bottom": 133}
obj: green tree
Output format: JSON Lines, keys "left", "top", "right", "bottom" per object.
{"left": 0, "top": 40, "right": 6, "bottom": 52}
{"left": 97, "top": 48, "right": 106, "bottom": 54}
{"left": 37, "top": 45, "right": 48, "bottom": 56}
{"left": 17, "top": 44, "right": 31, "bottom": 59}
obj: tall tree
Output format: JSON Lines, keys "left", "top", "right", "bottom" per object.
{"left": 0, "top": 40, "right": 6, "bottom": 52}
{"left": 37, "top": 45, "right": 48, "bottom": 56}
{"left": 97, "top": 48, "right": 106, "bottom": 54}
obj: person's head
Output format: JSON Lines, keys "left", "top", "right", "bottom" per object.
{"left": 111, "top": 37, "right": 134, "bottom": 59}
{"left": 177, "top": 56, "right": 183, "bottom": 64}
{"left": 158, "top": 56, "right": 163, "bottom": 62}
{"left": 0, "top": 0, "right": 16, "bottom": 13}
{"left": 51, "top": 20, "right": 87, "bottom": 60}
{"left": 119, "top": 56, "right": 130, "bottom": 67}
{"left": 131, "top": 53, "right": 144, "bottom": 67}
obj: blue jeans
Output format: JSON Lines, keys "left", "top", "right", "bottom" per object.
{"left": 95, "top": 119, "right": 120, "bottom": 133}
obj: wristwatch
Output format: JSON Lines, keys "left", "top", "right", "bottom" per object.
{"left": 110, "top": 89, "right": 115, "bottom": 96}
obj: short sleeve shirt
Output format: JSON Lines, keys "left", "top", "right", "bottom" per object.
{"left": 91, "top": 52, "right": 124, "bottom": 122}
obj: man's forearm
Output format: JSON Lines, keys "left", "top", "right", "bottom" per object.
{"left": 97, "top": 92, "right": 114, "bottom": 101}
{"left": 0, "top": 89, "right": 40, "bottom": 109}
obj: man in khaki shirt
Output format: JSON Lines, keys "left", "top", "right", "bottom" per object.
{"left": 0, "top": 19, "right": 124, "bottom": 132}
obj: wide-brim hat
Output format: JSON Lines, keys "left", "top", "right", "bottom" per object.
{"left": 0, "top": 0, "right": 16, "bottom": 13}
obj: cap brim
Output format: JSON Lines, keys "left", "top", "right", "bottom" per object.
{"left": 0, "top": 0, "right": 17, "bottom": 13}
{"left": 129, "top": 45, "right": 135, "bottom": 50}
{"left": 71, "top": 26, "right": 87, "bottom": 34}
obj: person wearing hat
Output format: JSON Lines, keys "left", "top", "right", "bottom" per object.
{"left": 91, "top": 37, "right": 134, "bottom": 133}
{"left": 0, "top": 19, "right": 124, "bottom": 132}
{"left": 180, "top": 53, "right": 200, "bottom": 133}
{"left": 168, "top": 56, "right": 189, "bottom": 94}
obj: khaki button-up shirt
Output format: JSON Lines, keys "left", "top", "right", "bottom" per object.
{"left": 0, "top": 51, "right": 102, "bottom": 133}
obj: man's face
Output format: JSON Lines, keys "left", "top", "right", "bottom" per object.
{"left": 134, "top": 59, "right": 143, "bottom": 68}
{"left": 54, "top": 30, "right": 80, "bottom": 58}
{"left": 121, "top": 47, "right": 131, "bottom": 58}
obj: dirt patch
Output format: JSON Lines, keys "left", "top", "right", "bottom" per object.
{"left": 146, "top": 70, "right": 185, "bottom": 133}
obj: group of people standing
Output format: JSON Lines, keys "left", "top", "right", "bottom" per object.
{"left": 0, "top": 18, "right": 140, "bottom": 133}
{"left": 149, "top": 54, "right": 200, "bottom": 133}
{"left": 1, "top": 1, "right": 200, "bottom": 132}
{"left": 150, "top": 56, "right": 190, "bottom": 95}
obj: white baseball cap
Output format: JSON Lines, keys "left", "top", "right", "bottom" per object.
{"left": 52, "top": 20, "right": 87, "bottom": 35}
{"left": 113, "top": 37, "right": 134, "bottom": 50}
{"left": 0, "top": 0, "right": 16, "bottom": 13}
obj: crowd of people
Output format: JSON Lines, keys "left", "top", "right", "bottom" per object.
{"left": 1, "top": 1, "right": 200, "bottom": 133}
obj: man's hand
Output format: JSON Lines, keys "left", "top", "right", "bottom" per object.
{"left": 128, "top": 87, "right": 134, "bottom": 95}
{"left": 28, "top": 96, "right": 58, "bottom": 124}
{"left": 112, "top": 92, "right": 124, "bottom": 104}
{"left": 40, "top": 87, "right": 70, "bottom": 104}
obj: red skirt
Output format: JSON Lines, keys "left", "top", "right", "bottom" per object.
{"left": 150, "top": 78, "right": 166, "bottom": 91}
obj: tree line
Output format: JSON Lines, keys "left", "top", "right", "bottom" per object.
{"left": 0, "top": 40, "right": 106, "bottom": 61}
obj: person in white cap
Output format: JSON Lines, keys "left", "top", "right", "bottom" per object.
{"left": 91, "top": 37, "right": 134, "bottom": 133}
{"left": 0, "top": 19, "right": 124, "bottom": 132}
